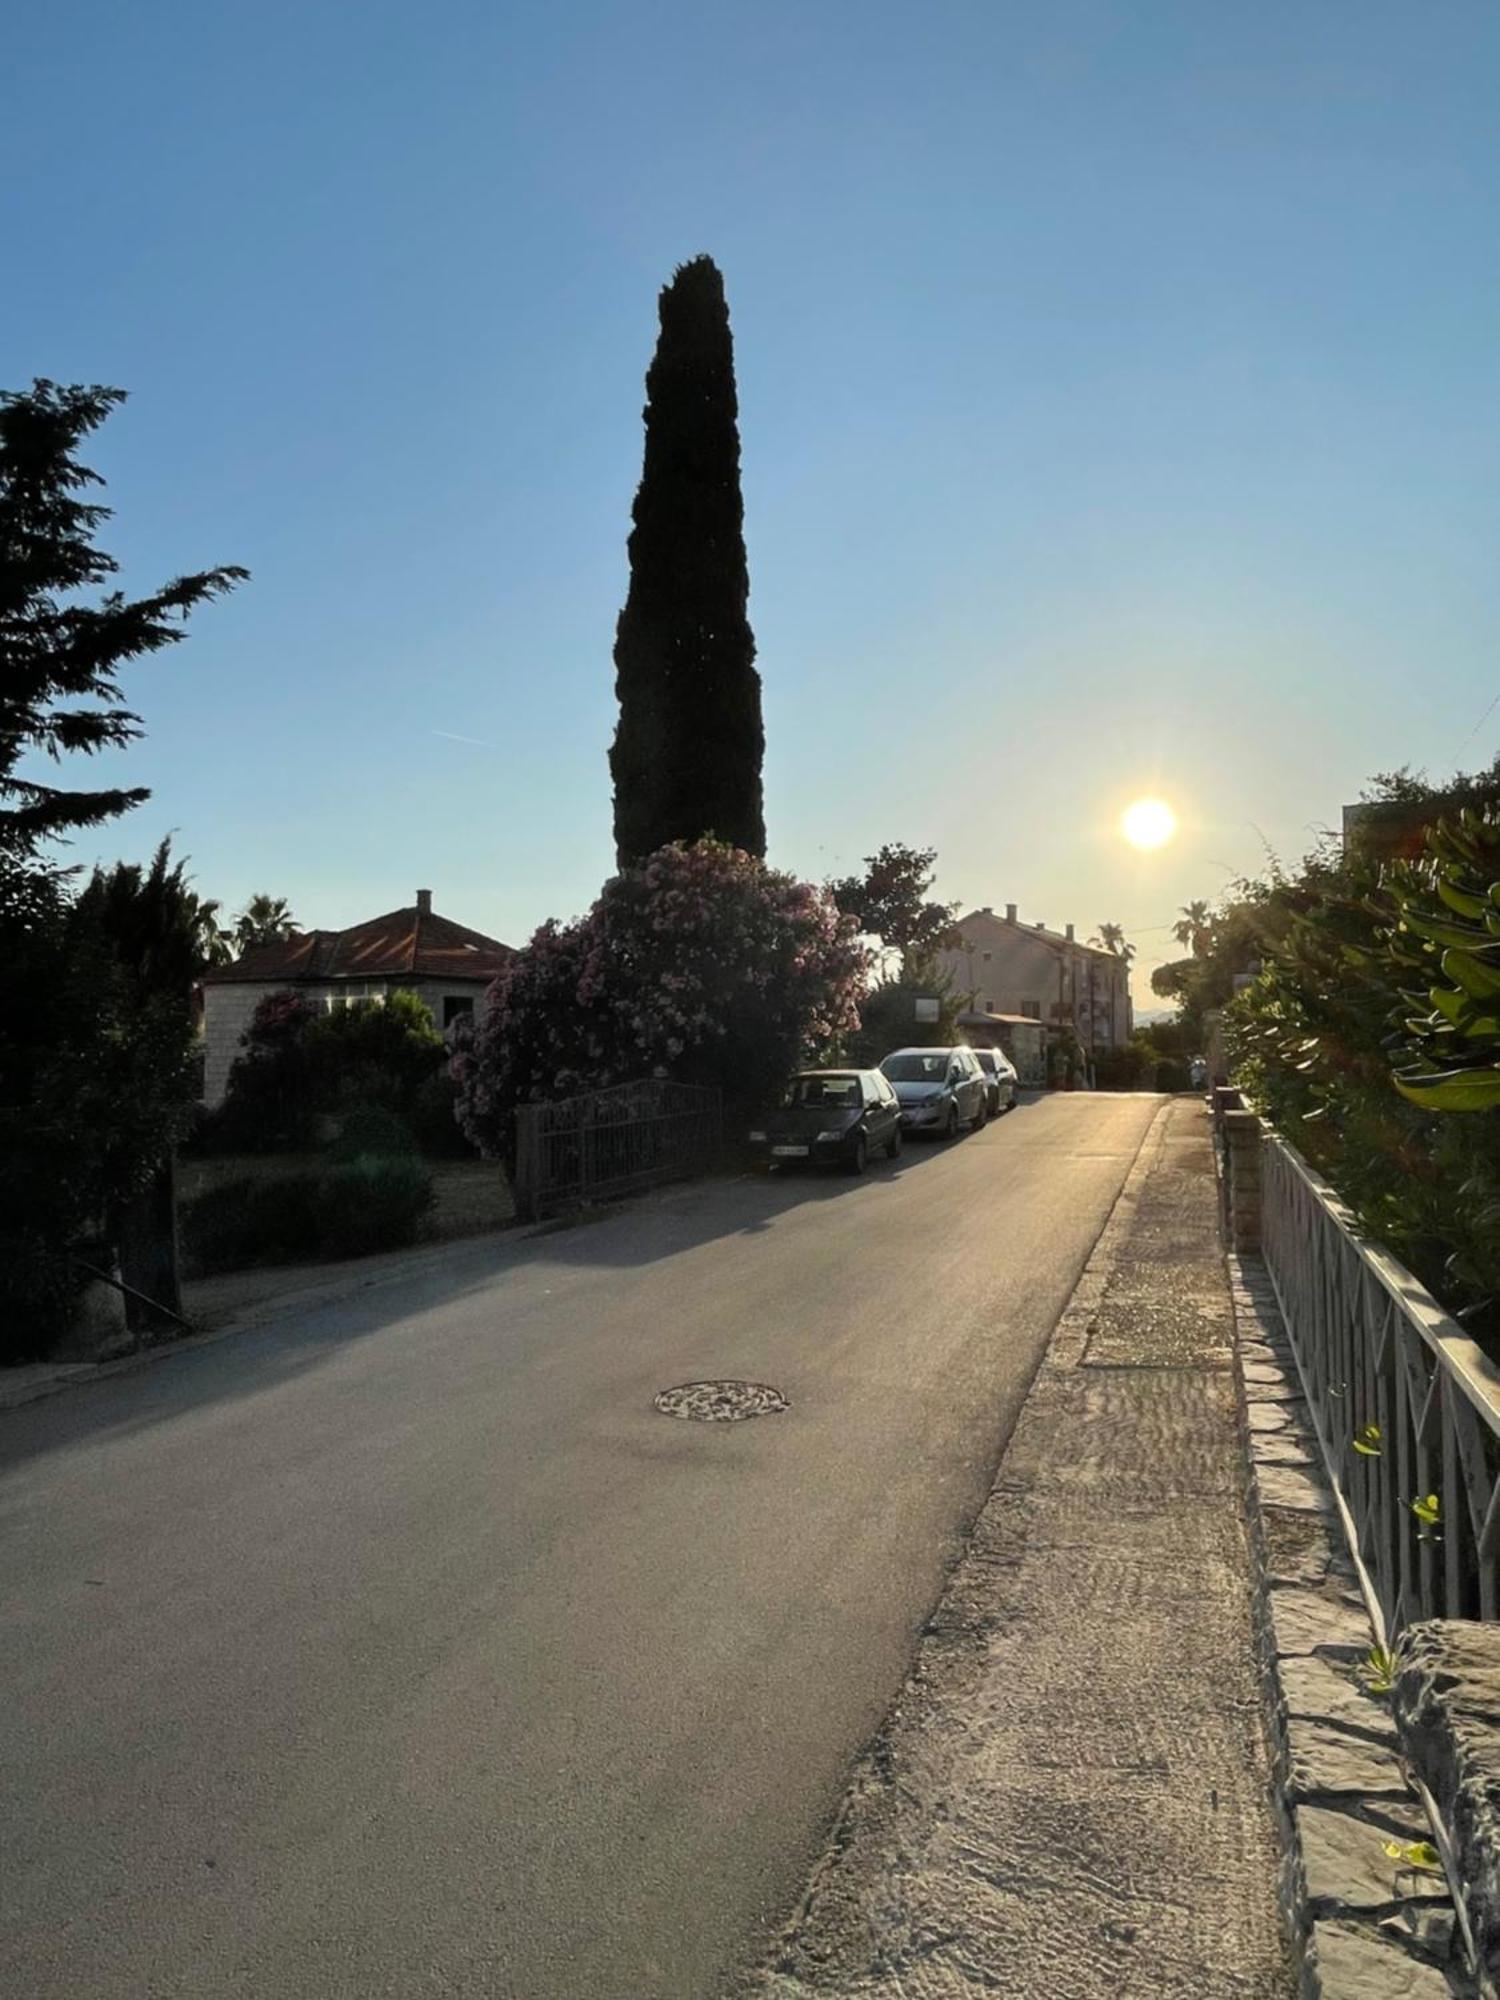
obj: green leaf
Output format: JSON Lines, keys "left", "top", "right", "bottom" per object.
{"left": 1438, "top": 877, "right": 1490, "bottom": 920}
{"left": 1383, "top": 1836, "right": 1442, "bottom": 1872}
{"left": 1425, "top": 985, "right": 1500, "bottom": 1037}
{"left": 1402, "top": 910, "right": 1495, "bottom": 951}
{"left": 1352, "top": 1423, "right": 1382, "bottom": 1457}
{"left": 1362, "top": 1644, "right": 1396, "bottom": 1694}
{"left": 1412, "top": 1493, "right": 1442, "bottom": 1527}
{"left": 1443, "top": 948, "right": 1500, "bottom": 1002}
{"left": 1395, "top": 1067, "right": 1500, "bottom": 1112}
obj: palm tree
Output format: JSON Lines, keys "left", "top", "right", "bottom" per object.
{"left": 233, "top": 893, "right": 298, "bottom": 954}
{"left": 183, "top": 892, "right": 234, "bottom": 970}
{"left": 1172, "top": 901, "right": 1214, "bottom": 957}
{"left": 1090, "top": 921, "right": 1135, "bottom": 962}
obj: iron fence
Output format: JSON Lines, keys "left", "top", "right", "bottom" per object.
{"left": 513, "top": 1079, "right": 723, "bottom": 1221}
{"left": 1259, "top": 1128, "right": 1500, "bottom": 1633}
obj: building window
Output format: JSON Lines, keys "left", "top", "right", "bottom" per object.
{"left": 443, "top": 995, "right": 475, "bottom": 1030}
{"left": 985, "top": 1000, "right": 997, "bottom": 1014}
{"left": 982, "top": 950, "right": 992, "bottom": 962}
{"left": 1021, "top": 1000, "right": 1041, "bottom": 1020}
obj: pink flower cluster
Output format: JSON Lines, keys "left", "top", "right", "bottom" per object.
{"left": 452, "top": 840, "right": 872, "bottom": 1157}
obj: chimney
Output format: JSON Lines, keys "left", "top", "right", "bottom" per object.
{"left": 1005, "top": 903, "right": 1017, "bottom": 924}
{"left": 416, "top": 889, "right": 432, "bottom": 916}
{"left": 978, "top": 904, "right": 992, "bottom": 916}
{"left": 1065, "top": 923, "right": 1075, "bottom": 942}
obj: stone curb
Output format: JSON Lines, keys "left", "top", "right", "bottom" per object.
{"left": 1226, "top": 1252, "right": 1474, "bottom": 1998}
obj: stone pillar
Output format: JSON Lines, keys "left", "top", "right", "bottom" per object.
{"left": 1222, "top": 1109, "right": 1262, "bottom": 1251}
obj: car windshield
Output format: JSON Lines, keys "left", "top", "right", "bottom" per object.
{"left": 882, "top": 1052, "right": 950, "bottom": 1082}
{"left": 785, "top": 1074, "right": 862, "bottom": 1109}
{"left": 975, "top": 1052, "right": 997, "bottom": 1073}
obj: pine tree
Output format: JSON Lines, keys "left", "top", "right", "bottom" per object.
{"left": 610, "top": 257, "right": 765, "bottom": 865}
{"left": 0, "top": 379, "right": 246, "bottom": 857}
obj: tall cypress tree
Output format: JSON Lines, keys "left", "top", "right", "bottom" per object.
{"left": 610, "top": 256, "right": 765, "bottom": 866}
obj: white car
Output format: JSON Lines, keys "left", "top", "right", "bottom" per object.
{"left": 973, "top": 1047, "right": 1019, "bottom": 1115}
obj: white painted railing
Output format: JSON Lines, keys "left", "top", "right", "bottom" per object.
{"left": 1259, "top": 1128, "right": 1500, "bottom": 1633}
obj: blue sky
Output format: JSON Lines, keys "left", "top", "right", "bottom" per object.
{"left": 5, "top": 1, "right": 1498, "bottom": 995}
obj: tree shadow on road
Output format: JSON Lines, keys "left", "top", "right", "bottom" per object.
{"left": 0, "top": 1094, "right": 1104, "bottom": 1474}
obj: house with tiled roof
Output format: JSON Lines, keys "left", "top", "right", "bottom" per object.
{"left": 198, "top": 889, "right": 513, "bottom": 1106}
{"left": 935, "top": 903, "right": 1132, "bottom": 1060}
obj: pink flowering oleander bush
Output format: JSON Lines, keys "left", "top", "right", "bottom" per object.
{"left": 451, "top": 840, "right": 872, "bottom": 1164}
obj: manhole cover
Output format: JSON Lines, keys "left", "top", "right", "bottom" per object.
{"left": 653, "top": 1380, "right": 789, "bottom": 1422}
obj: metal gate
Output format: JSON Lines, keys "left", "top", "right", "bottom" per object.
{"left": 512, "top": 1079, "right": 723, "bottom": 1221}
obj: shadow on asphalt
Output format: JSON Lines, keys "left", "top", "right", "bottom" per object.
{"left": 0, "top": 1094, "right": 1116, "bottom": 1474}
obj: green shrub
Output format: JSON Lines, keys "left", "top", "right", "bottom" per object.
{"left": 215, "top": 988, "right": 448, "bottom": 1153}
{"left": 408, "top": 1069, "right": 477, "bottom": 1158}
{"left": 326, "top": 1103, "right": 418, "bottom": 1163}
{"left": 311, "top": 1157, "right": 433, "bottom": 1258}
{"left": 181, "top": 1156, "right": 433, "bottom": 1273}
{"left": 181, "top": 1173, "right": 323, "bottom": 1274}
{"left": 1093, "top": 1042, "right": 1156, "bottom": 1090}
{"left": 1154, "top": 1057, "right": 1192, "bottom": 1093}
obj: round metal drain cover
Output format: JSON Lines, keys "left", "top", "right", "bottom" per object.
{"left": 653, "top": 1380, "right": 788, "bottom": 1423}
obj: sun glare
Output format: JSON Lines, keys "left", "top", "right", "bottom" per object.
{"left": 1121, "top": 798, "right": 1177, "bottom": 850}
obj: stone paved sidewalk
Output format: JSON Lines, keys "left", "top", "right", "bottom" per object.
{"left": 743, "top": 1099, "right": 1295, "bottom": 1999}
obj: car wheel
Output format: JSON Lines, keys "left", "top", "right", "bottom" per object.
{"left": 887, "top": 1125, "right": 903, "bottom": 1160}
{"left": 944, "top": 1105, "right": 958, "bottom": 1140}
{"left": 846, "top": 1133, "right": 868, "bottom": 1176}
{"left": 973, "top": 1096, "right": 989, "bottom": 1131}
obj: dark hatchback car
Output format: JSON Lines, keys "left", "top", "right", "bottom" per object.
{"left": 748, "top": 1069, "right": 903, "bottom": 1174}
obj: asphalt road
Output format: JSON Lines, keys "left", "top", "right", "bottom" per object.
{"left": 2, "top": 1093, "right": 1160, "bottom": 1999}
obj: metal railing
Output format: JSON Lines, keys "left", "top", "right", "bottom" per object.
{"left": 513, "top": 1079, "right": 723, "bottom": 1222}
{"left": 1259, "top": 1128, "right": 1500, "bottom": 1633}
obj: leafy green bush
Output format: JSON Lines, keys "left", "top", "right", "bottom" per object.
{"left": 311, "top": 1157, "right": 433, "bottom": 1258}
{"left": 1092, "top": 1041, "right": 1156, "bottom": 1090}
{"left": 1154, "top": 1057, "right": 1193, "bottom": 1092}
{"left": 181, "top": 1155, "right": 433, "bottom": 1273}
{"left": 1225, "top": 804, "right": 1500, "bottom": 1349}
{"left": 181, "top": 1173, "right": 322, "bottom": 1274}
{"left": 211, "top": 988, "right": 448, "bottom": 1153}
{"left": 407, "top": 1069, "right": 477, "bottom": 1158}
{"left": 326, "top": 1103, "right": 418, "bottom": 1164}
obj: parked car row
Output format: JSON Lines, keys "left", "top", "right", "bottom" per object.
{"left": 746, "top": 1044, "right": 1020, "bottom": 1175}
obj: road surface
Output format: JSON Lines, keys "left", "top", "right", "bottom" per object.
{"left": 2, "top": 1093, "right": 1160, "bottom": 1998}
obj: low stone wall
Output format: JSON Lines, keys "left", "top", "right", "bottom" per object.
{"left": 1229, "top": 1255, "right": 1468, "bottom": 1994}
{"left": 1396, "top": 1623, "right": 1500, "bottom": 1985}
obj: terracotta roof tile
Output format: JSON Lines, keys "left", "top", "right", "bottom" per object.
{"left": 203, "top": 903, "right": 513, "bottom": 985}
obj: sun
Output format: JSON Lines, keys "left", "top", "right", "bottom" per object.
{"left": 1121, "top": 798, "right": 1177, "bottom": 850}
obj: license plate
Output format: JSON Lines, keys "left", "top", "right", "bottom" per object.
{"left": 771, "top": 1144, "right": 809, "bottom": 1157}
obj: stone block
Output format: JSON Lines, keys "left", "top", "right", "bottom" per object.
{"left": 1252, "top": 1432, "right": 1318, "bottom": 1469}
{"left": 1394, "top": 1619, "right": 1500, "bottom": 1979}
{"left": 1293, "top": 1804, "right": 1449, "bottom": 1913}
{"left": 1268, "top": 1586, "right": 1374, "bottom": 1659}
{"left": 1302, "top": 1918, "right": 1456, "bottom": 1997}
{"left": 1284, "top": 1715, "right": 1411, "bottom": 1800}
{"left": 1257, "top": 1464, "right": 1339, "bottom": 1515}
{"left": 1261, "top": 1510, "right": 1348, "bottom": 1590}
{"left": 1280, "top": 1656, "right": 1399, "bottom": 1747}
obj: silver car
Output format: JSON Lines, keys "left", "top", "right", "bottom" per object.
{"left": 973, "top": 1046, "right": 1019, "bottom": 1115}
{"left": 879, "top": 1046, "right": 988, "bottom": 1139}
